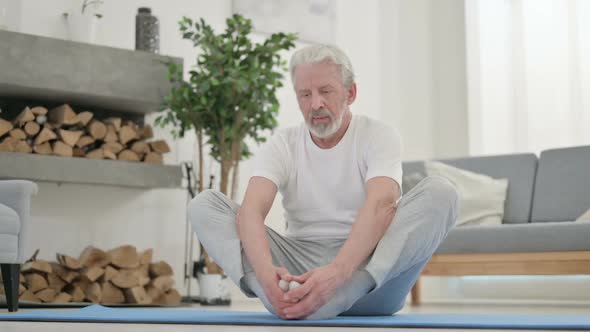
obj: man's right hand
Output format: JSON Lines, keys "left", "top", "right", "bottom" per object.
{"left": 258, "top": 266, "right": 298, "bottom": 319}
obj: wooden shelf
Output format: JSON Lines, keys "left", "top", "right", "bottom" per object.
{"left": 0, "top": 152, "right": 182, "bottom": 189}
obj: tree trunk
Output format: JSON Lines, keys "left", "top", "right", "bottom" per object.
{"left": 219, "top": 160, "right": 231, "bottom": 195}
{"left": 197, "top": 129, "right": 204, "bottom": 193}
{"left": 230, "top": 160, "right": 240, "bottom": 201}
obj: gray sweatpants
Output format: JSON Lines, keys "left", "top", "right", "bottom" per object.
{"left": 188, "top": 176, "right": 458, "bottom": 317}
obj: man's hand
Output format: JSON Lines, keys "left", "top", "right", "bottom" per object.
{"left": 281, "top": 263, "right": 349, "bottom": 319}
{"left": 258, "top": 266, "right": 298, "bottom": 319}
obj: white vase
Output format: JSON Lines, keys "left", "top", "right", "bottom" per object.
{"left": 197, "top": 273, "right": 231, "bottom": 305}
{"left": 64, "top": 12, "right": 100, "bottom": 44}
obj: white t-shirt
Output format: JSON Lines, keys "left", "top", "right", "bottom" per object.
{"left": 251, "top": 114, "right": 403, "bottom": 240}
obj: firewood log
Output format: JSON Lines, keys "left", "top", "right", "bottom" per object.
{"left": 52, "top": 292, "right": 72, "bottom": 304}
{"left": 150, "top": 276, "right": 174, "bottom": 292}
{"left": 79, "top": 246, "right": 111, "bottom": 268}
{"left": 164, "top": 289, "right": 181, "bottom": 304}
{"left": 84, "top": 282, "right": 102, "bottom": 303}
{"left": 139, "top": 249, "right": 153, "bottom": 265}
{"left": 47, "top": 273, "right": 66, "bottom": 292}
{"left": 76, "top": 135, "right": 95, "bottom": 148}
{"left": 19, "top": 284, "right": 26, "bottom": 296}
{"left": 33, "top": 142, "right": 52, "bottom": 155}
{"left": 124, "top": 286, "right": 151, "bottom": 304}
{"left": 0, "top": 118, "right": 13, "bottom": 137}
{"left": 73, "top": 147, "right": 86, "bottom": 157}
{"left": 30, "top": 106, "right": 48, "bottom": 115}
{"left": 65, "top": 284, "right": 85, "bottom": 302}
{"left": 102, "top": 142, "right": 124, "bottom": 154}
{"left": 101, "top": 282, "right": 125, "bottom": 304}
{"left": 88, "top": 120, "right": 107, "bottom": 140}
{"left": 144, "top": 152, "right": 163, "bottom": 164}
{"left": 110, "top": 269, "right": 139, "bottom": 289}
{"left": 102, "top": 265, "right": 119, "bottom": 282}
{"left": 25, "top": 273, "right": 48, "bottom": 293}
{"left": 137, "top": 125, "right": 154, "bottom": 139}
{"left": 109, "top": 245, "right": 140, "bottom": 269}
{"left": 50, "top": 263, "right": 79, "bottom": 283}
{"left": 15, "top": 140, "right": 32, "bottom": 153}
{"left": 149, "top": 261, "right": 173, "bottom": 277}
{"left": 104, "top": 117, "right": 122, "bottom": 131}
{"left": 36, "top": 288, "right": 57, "bottom": 302}
{"left": 77, "top": 111, "right": 94, "bottom": 127}
{"left": 103, "top": 148, "right": 117, "bottom": 160}
{"left": 131, "top": 141, "right": 150, "bottom": 156}
{"left": 56, "top": 253, "right": 82, "bottom": 270}
{"left": 149, "top": 140, "right": 171, "bottom": 154}
{"left": 82, "top": 266, "right": 105, "bottom": 283}
{"left": 118, "top": 125, "right": 137, "bottom": 145}
{"left": 118, "top": 149, "right": 140, "bottom": 162}
{"left": 14, "top": 107, "right": 35, "bottom": 127}
{"left": 19, "top": 289, "right": 41, "bottom": 303}
{"left": 104, "top": 124, "right": 118, "bottom": 143}
{"left": 146, "top": 286, "right": 162, "bottom": 302}
{"left": 0, "top": 140, "right": 15, "bottom": 152}
{"left": 34, "top": 127, "right": 57, "bottom": 145}
{"left": 24, "top": 121, "right": 41, "bottom": 136}
{"left": 21, "top": 260, "right": 52, "bottom": 274}
{"left": 2, "top": 136, "right": 19, "bottom": 146}
{"left": 58, "top": 129, "right": 83, "bottom": 147}
{"left": 49, "top": 104, "right": 78, "bottom": 126}
{"left": 86, "top": 148, "right": 104, "bottom": 160}
{"left": 52, "top": 140, "right": 73, "bottom": 157}
{"left": 9, "top": 128, "right": 27, "bottom": 140}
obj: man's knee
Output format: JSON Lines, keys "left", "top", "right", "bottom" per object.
{"left": 421, "top": 176, "right": 459, "bottom": 227}
{"left": 187, "top": 189, "right": 223, "bottom": 229}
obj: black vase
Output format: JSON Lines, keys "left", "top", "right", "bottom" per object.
{"left": 135, "top": 7, "right": 159, "bottom": 53}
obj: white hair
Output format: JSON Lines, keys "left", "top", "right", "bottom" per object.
{"left": 289, "top": 44, "right": 355, "bottom": 89}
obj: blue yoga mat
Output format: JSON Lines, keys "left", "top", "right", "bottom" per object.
{"left": 1, "top": 305, "right": 589, "bottom": 329}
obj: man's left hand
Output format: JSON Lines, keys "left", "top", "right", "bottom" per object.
{"left": 281, "top": 263, "right": 350, "bottom": 319}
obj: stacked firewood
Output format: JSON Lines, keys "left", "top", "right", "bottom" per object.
{"left": 0, "top": 104, "right": 170, "bottom": 163}
{"left": 0, "top": 246, "right": 181, "bottom": 305}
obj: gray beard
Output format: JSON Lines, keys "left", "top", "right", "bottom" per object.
{"left": 306, "top": 109, "right": 345, "bottom": 139}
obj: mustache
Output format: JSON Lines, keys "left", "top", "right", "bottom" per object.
{"left": 310, "top": 109, "right": 332, "bottom": 118}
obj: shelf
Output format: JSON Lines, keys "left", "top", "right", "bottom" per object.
{"left": 0, "top": 30, "right": 182, "bottom": 114}
{"left": 0, "top": 152, "right": 183, "bottom": 189}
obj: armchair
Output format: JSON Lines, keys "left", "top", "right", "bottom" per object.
{"left": 0, "top": 180, "right": 38, "bottom": 312}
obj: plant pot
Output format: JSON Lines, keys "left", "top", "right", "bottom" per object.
{"left": 64, "top": 12, "right": 100, "bottom": 44}
{"left": 197, "top": 273, "right": 231, "bottom": 305}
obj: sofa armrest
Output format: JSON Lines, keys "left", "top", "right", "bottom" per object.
{"left": 0, "top": 180, "right": 38, "bottom": 262}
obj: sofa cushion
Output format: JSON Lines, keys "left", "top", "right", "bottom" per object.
{"left": 436, "top": 221, "right": 590, "bottom": 254}
{"left": 425, "top": 161, "right": 508, "bottom": 226}
{"left": 0, "top": 203, "right": 20, "bottom": 235}
{"left": 403, "top": 153, "right": 537, "bottom": 224}
{"left": 531, "top": 145, "right": 590, "bottom": 223}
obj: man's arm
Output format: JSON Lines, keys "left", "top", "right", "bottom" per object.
{"left": 283, "top": 176, "right": 400, "bottom": 319}
{"left": 237, "top": 176, "right": 295, "bottom": 318}
{"left": 332, "top": 176, "right": 400, "bottom": 278}
{"left": 237, "top": 176, "right": 277, "bottom": 277}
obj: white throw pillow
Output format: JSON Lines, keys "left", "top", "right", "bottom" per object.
{"left": 576, "top": 208, "right": 590, "bottom": 223}
{"left": 424, "top": 161, "right": 509, "bottom": 227}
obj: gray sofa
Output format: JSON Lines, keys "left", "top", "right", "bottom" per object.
{"left": 404, "top": 145, "right": 590, "bottom": 304}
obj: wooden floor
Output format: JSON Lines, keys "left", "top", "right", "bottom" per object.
{"left": 0, "top": 299, "right": 589, "bottom": 332}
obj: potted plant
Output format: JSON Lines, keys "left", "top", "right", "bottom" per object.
{"left": 156, "top": 14, "right": 296, "bottom": 303}
{"left": 63, "top": 0, "right": 104, "bottom": 43}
